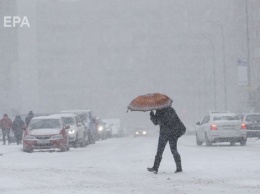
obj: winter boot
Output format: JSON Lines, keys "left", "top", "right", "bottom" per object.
{"left": 147, "top": 155, "right": 162, "bottom": 174}
{"left": 174, "top": 155, "right": 182, "bottom": 173}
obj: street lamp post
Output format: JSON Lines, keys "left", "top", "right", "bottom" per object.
{"left": 204, "top": 21, "right": 228, "bottom": 110}
{"left": 219, "top": 24, "right": 228, "bottom": 111}
{"left": 203, "top": 37, "right": 217, "bottom": 110}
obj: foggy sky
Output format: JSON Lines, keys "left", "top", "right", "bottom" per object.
{"left": 1, "top": 0, "right": 250, "bottom": 129}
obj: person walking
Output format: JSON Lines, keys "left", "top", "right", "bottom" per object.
{"left": 13, "top": 115, "right": 25, "bottom": 145}
{"left": 147, "top": 106, "right": 186, "bottom": 174}
{"left": 0, "top": 114, "right": 13, "bottom": 145}
{"left": 25, "top": 111, "right": 34, "bottom": 127}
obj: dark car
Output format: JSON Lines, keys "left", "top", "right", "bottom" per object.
{"left": 239, "top": 113, "right": 260, "bottom": 138}
{"left": 134, "top": 128, "right": 148, "bottom": 137}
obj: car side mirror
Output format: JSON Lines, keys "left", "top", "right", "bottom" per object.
{"left": 65, "top": 126, "right": 70, "bottom": 129}
{"left": 196, "top": 122, "right": 200, "bottom": 125}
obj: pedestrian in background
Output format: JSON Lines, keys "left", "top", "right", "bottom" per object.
{"left": 0, "top": 114, "right": 13, "bottom": 145}
{"left": 147, "top": 106, "right": 186, "bottom": 174}
{"left": 25, "top": 111, "right": 34, "bottom": 127}
{"left": 13, "top": 115, "right": 25, "bottom": 145}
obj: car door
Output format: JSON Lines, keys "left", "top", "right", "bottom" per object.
{"left": 197, "top": 115, "right": 210, "bottom": 141}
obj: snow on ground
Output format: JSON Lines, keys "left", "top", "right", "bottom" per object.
{"left": 0, "top": 133, "right": 260, "bottom": 194}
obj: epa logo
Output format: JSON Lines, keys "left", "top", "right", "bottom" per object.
{"left": 3, "top": 16, "right": 30, "bottom": 27}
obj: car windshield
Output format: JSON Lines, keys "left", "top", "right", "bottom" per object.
{"left": 63, "top": 117, "right": 75, "bottom": 125}
{"left": 78, "top": 113, "right": 87, "bottom": 122}
{"left": 245, "top": 115, "right": 260, "bottom": 123}
{"left": 29, "top": 119, "right": 61, "bottom": 129}
{"left": 213, "top": 116, "right": 240, "bottom": 121}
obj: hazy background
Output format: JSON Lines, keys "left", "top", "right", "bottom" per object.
{"left": 0, "top": 0, "right": 255, "bottom": 130}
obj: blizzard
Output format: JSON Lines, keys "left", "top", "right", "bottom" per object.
{"left": 0, "top": 134, "right": 260, "bottom": 194}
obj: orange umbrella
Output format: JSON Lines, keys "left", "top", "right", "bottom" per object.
{"left": 127, "top": 93, "right": 173, "bottom": 112}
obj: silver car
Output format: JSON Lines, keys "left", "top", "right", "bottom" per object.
{"left": 196, "top": 112, "right": 247, "bottom": 146}
{"left": 51, "top": 113, "right": 88, "bottom": 148}
{"left": 239, "top": 113, "right": 260, "bottom": 138}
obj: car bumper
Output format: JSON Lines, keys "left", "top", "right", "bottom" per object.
{"left": 23, "top": 139, "right": 66, "bottom": 150}
{"left": 68, "top": 135, "right": 76, "bottom": 142}
{"left": 247, "top": 130, "right": 260, "bottom": 138}
{"left": 208, "top": 131, "right": 247, "bottom": 142}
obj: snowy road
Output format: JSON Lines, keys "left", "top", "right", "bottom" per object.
{"left": 0, "top": 134, "right": 260, "bottom": 194}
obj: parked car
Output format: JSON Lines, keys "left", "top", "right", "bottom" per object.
{"left": 195, "top": 112, "right": 247, "bottom": 146}
{"left": 61, "top": 110, "right": 96, "bottom": 144}
{"left": 134, "top": 127, "right": 148, "bottom": 137}
{"left": 23, "top": 115, "right": 70, "bottom": 152}
{"left": 239, "top": 113, "right": 260, "bottom": 138}
{"left": 102, "top": 119, "right": 122, "bottom": 137}
{"left": 51, "top": 113, "right": 88, "bottom": 147}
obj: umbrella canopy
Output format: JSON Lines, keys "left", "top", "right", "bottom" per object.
{"left": 127, "top": 93, "right": 173, "bottom": 112}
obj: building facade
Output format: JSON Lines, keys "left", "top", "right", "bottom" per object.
{"left": 0, "top": 0, "right": 19, "bottom": 117}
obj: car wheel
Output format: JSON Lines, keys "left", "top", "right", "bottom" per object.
{"left": 73, "top": 134, "right": 79, "bottom": 148}
{"left": 80, "top": 133, "right": 86, "bottom": 147}
{"left": 230, "top": 141, "right": 236, "bottom": 146}
{"left": 240, "top": 138, "right": 247, "bottom": 146}
{"left": 91, "top": 134, "right": 96, "bottom": 144}
{"left": 23, "top": 148, "right": 33, "bottom": 153}
{"left": 205, "top": 133, "right": 212, "bottom": 146}
{"left": 196, "top": 133, "right": 203, "bottom": 146}
{"left": 66, "top": 137, "right": 70, "bottom": 151}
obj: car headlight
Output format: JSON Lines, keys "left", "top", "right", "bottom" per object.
{"left": 51, "top": 134, "right": 62, "bottom": 139}
{"left": 143, "top": 131, "right": 147, "bottom": 135}
{"left": 68, "top": 129, "right": 75, "bottom": 134}
{"left": 135, "top": 132, "right": 139, "bottom": 135}
{"left": 98, "top": 126, "right": 103, "bottom": 131}
{"left": 24, "top": 135, "right": 36, "bottom": 140}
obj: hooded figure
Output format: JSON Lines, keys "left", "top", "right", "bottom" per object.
{"left": 0, "top": 114, "right": 13, "bottom": 145}
{"left": 147, "top": 106, "right": 186, "bottom": 174}
{"left": 25, "top": 111, "right": 34, "bottom": 127}
{"left": 13, "top": 115, "right": 25, "bottom": 145}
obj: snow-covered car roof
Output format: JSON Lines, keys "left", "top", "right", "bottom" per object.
{"left": 208, "top": 111, "right": 230, "bottom": 114}
{"left": 31, "top": 115, "right": 63, "bottom": 120}
{"left": 50, "top": 113, "right": 78, "bottom": 118}
{"left": 240, "top": 113, "right": 260, "bottom": 116}
{"left": 209, "top": 112, "right": 238, "bottom": 117}
{"left": 61, "top": 110, "right": 92, "bottom": 113}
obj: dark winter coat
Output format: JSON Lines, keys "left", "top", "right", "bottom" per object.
{"left": 150, "top": 107, "right": 186, "bottom": 138}
{"left": 13, "top": 116, "right": 25, "bottom": 131}
{"left": 25, "top": 114, "right": 34, "bottom": 127}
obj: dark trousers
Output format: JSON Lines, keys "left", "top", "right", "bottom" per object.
{"left": 156, "top": 134, "right": 180, "bottom": 159}
{"left": 2, "top": 128, "right": 11, "bottom": 144}
{"left": 152, "top": 133, "right": 181, "bottom": 171}
{"left": 14, "top": 130, "right": 23, "bottom": 144}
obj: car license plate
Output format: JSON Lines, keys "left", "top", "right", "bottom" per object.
{"left": 37, "top": 140, "right": 50, "bottom": 144}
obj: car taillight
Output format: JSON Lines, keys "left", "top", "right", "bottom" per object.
{"left": 241, "top": 123, "right": 246, "bottom": 130}
{"left": 210, "top": 124, "right": 218, "bottom": 130}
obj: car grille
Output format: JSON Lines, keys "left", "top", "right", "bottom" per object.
{"left": 35, "top": 135, "right": 51, "bottom": 140}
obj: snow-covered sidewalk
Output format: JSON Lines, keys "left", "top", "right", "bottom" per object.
{"left": 0, "top": 135, "right": 260, "bottom": 194}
